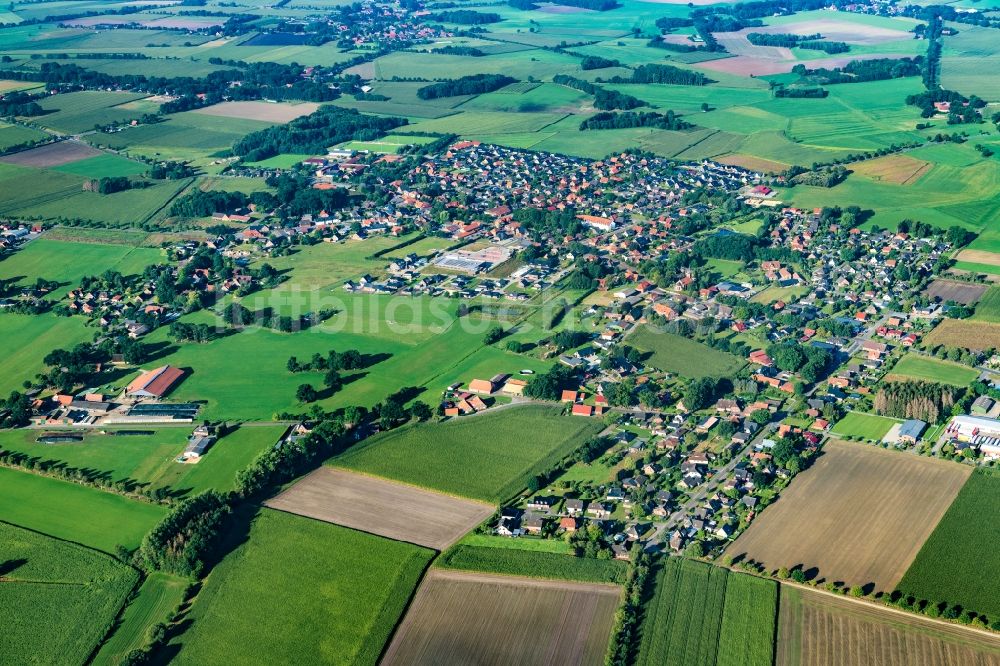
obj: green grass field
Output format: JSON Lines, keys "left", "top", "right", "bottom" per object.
{"left": 897, "top": 469, "right": 1000, "bottom": 621}
{"left": 92, "top": 572, "right": 188, "bottom": 666}
{"left": 886, "top": 354, "right": 980, "bottom": 387}
{"left": 0, "top": 121, "right": 47, "bottom": 150}
{"left": 630, "top": 327, "right": 745, "bottom": 379}
{"left": 972, "top": 286, "right": 1000, "bottom": 323}
{"left": 0, "top": 522, "right": 140, "bottom": 666}
{"left": 831, "top": 412, "right": 900, "bottom": 441}
{"left": 0, "top": 467, "right": 166, "bottom": 553}
{"left": 335, "top": 404, "right": 603, "bottom": 503}
{"left": 0, "top": 312, "right": 92, "bottom": 393}
{"left": 32, "top": 90, "right": 151, "bottom": 134}
{"left": 716, "top": 573, "right": 778, "bottom": 666}
{"left": 436, "top": 544, "right": 628, "bottom": 584}
{"left": 0, "top": 425, "right": 287, "bottom": 498}
{"left": 52, "top": 153, "right": 148, "bottom": 178}
{"left": 170, "top": 508, "right": 433, "bottom": 666}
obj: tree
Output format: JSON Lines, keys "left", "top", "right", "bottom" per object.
{"left": 684, "top": 541, "right": 705, "bottom": 558}
{"left": 683, "top": 377, "right": 717, "bottom": 411}
{"left": 296, "top": 384, "right": 318, "bottom": 403}
{"left": 750, "top": 408, "right": 771, "bottom": 425}
{"left": 483, "top": 325, "right": 504, "bottom": 345}
{"left": 323, "top": 369, "right": 342, "bottom": 392}
{"left": 410, "top": 401, "right": 432, "bottom": 421}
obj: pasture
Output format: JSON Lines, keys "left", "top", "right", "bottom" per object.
{"left": 0, "top": 522, "right": 140, "bottom": 666}
{"left": 726, "top": 440, "right": 970, "bottom": 591}
{"left": 777, "top": 585, "right": 1000, "bottom": 666}
{"left": 830, "top": 411, "right": 899, "bottom": 441}
{"left": 32, "top": 91, "right": 151, "bottom": 134}
{"left": 382, "top": 569, "right": 620, "bottom": 666}
{"left": 884, "top": 355, "right": 980, "bottom": 387}
{"left": 171, "top": 508, "right": 433, "bottom": 666}
{"left": 334, "top": 404, "right": 604, "bottom": 503}
{"left": 437, "top": 544, "right": 628, "bottom": 584}
{"left": 629, "top": 326, "right": 745, "bottom": 379}
{"left": 0, "top": 467, "right": 166, "bottom": 553}
{"left": 925, "top": 319, "right": 1000, "bottom": 351}
{"left": 265, "top": 467, "right": 494, "bottom": 550}
{"left": 0, "top": 121, "right": 46, "bottom": 151}
{"left": 898, "top": 469, "right": 1000, "bottom": 622}
{"left": 52, "top": 153, "right": 148, "bottom": 178}
{"left": 0, "top": 312, "right": 91, "bottom": 394}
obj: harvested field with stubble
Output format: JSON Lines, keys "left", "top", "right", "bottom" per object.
{"left": 924, "top": 279, "right": 989, "bottom": 305}
{"left": 0, "top": 140, "right": 101, "bottom": 167}
{"left": 727, "top": 441, "right": 971, "bottom": 591}
{"left": 925, "top": 319, "right": 1000, "bottom": 351}
{"left": 264, "top": 467, "right": 494, "bottom": 550}
{"left": 381, "top": 569, "right": 620, "bottom": 666}
{"left": 716, "top": 153, "right": 788, "bottom": 173}
{"left": 777, "top": 585, "right": 1000, "bottom": 666}
{"left": 956, "top": 249, "right": 1000, "bottom": 267}
{"left": 192, "top": 100, "right": 319, "bottom": 123}
{"left": 852, "top": 154, "right": 931, "bottom": 185}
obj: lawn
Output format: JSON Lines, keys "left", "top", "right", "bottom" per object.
{"left": 897, "top": 469, "right": 1000, "bottom": 621}
{"left": 0, "top": 467, "right": 166, "bottom": 553}
{"left": 629, "top": 326, "right": 745, "bottom": 379}
{"left": 335, "top": 404, "right": 604, "bottom": 503}
{"left": 92, "top": 572, "right": 188, "bottom": 666}
{"left": 0, "top": 425, "right": 287, "bottom": 499}
{"left": 170, "top": 508, "right": 433, "bottom": 666}
{"left": 0, "top": 522, "right": 140, "bottom": 666}
{"left": 436, "top": 544, "right": 628, "bottom": 585}
{"left": 831, "top": 411, "right": 900, "bottom": 441}
{"left": 885, "top": 354, "right": 980, "bottom": 387}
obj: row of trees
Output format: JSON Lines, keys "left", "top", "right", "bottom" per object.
{"left": 792, "top": 56, "right": 922, "bottom": 85}
{"left": 416, "top": 74, "right": 516, "bottom": 100}
{"left": 873, "top": 380, "right": 958, "bottom": 423}
{"left": 606, "top": 63, "right": 709, "bottom": 86}
{"left": 579, "top": 110, "right": 691, "bottom": 131}
{"left": 552, "top": 75, "right": 645, "bottom": 110}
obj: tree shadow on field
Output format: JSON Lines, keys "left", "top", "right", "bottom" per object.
{"left": 0, "top": 558, "right": 27, "bottom": 578}
{"left": 148, "top": 505, "right": 260, "bottom": 665}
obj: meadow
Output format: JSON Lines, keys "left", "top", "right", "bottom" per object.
{"left": 0, "top": 466, "right": 166, "bottom": 553}
{"left": 170, "top": 508, "right": 433, "bottom": 666}
{"left": 436, "top": 544, "right": 629, "bottom": 585}
{"left": 91, "top": 572, "right": 188, "bottom": 666}
{"left": 727, "top": 441, "right": 970, "bottom": 591}
{"left": 897, "top": 469, "right": 1000, "bottom": 622}
{"left": 0, "top": 522, "right": 140, "bottom": 666}
{"left": 830, "top": 412, "right": 899, "bottom": 441}
{"left": 885, "top": 354, "right": 980, "bottom": 387}
{"left": 32, "top": 90, "right": 151, "bottom": 134}
{"left": 0, "top": 312, "right": 92, "bottom": 393}
{"left": 629, "top": 326, "right": 745, "bottom": 379}
{"left": 0, "top": 121, "right": 47, "bottom": 150}
{"left": 335, "top": 404, "right": 604, "bottom": 503}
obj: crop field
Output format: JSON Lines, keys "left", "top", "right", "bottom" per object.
{"left": 777, "top": 585, "right": 1000, "bottom": 666}
{"left": 717, "top": 573, "right": 779, "bottom": 666}
{"left": 0, "top": 139, "right": 101, "bottom": 166}
{"left": 830, "top": 411, "right": 899, "bottom": 441}
{"left": 92, "top": 572, "right": 188, "bottom": 666}
{"left": 265, "top": 467, "right": 494, "bottom": 550}
{"left": 437, "top": 544, "right": 629, "bottom": 584}
{"left": 727, "top": 441, "right": 971, "bottom": 591}
{"left": 972, "top": 286, "right": 1000, "bottom": 323}
{"left": 382, "top": 569, "right": 620, "bottom": 666}
{"left": 955, "top": 249, "right": 1000, "bottom": 268}
{"left": 32, "top": 90, "right": 150, "bottom": 134}
{"left": 884, "top": 355, "right": 980, "bottom": 387}
{"left": 0, "top": 522, "right": 140, "bottom": 666}
{"left": 170, "top": 509, "right": 433, "bottom": 666}
{"left": 192, "top": 100, "right": 319, "bottom": 123}
{"left": 0, "top": 121, "right": 46, "bottom": 150}
{"left": 925, "top": 319, "right": 1000, "bottom": 351}
{"left": 629, "top": 326, "right": 745, "bottom": 379}
{"left": 51, "top": 153, "right": 148, "bottom": 178}
{"left": 637, "top": 558, "right": 727, "bottom": 666}
{"left": 335, "top": 404, "right": 604, "bottom": 503}
{"left": 924, "top": 279, "right": 989, "bottom": 305}
{"left": 851, "top": 154, "right": 931, "bottom": 185}
{"left": 897, "top": 469, "right": 1000, "bottom": 622}
{"left": 0, "top": 467, "right": 166, "bottom": 553}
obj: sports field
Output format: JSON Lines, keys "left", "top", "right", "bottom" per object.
{"left": 727, "top": 441, "right": 970, "bottom": 591}
{"left": 0, "top": 467, "right": 166, "bottom": 553}
{"left": 171, "top": 508, "right": 433, "bottom": 666}
{"left": 0, "top": 522, "right": 140, "bottom": 666}
{"left": 382, "top": 569, "right": 620, "bottom": 666}
{"left": 885, "top": 355, "right": 980, "bottom": 387}
{"left": 777, "top": 585, "right": 1000, "bottom": 666}
{"left": 897, "top": 469, "right": 1000, "bottom": 622}
{"left": 830, "top": 411, "right": 899, "bottom": 441}
{"left": 629, "top": 326, "right": 745, "bottom": 379}
{"left": 335, "top": 404, "right": 604, "bottom": 503}
{"left": 265, "top": 467, "right": 494, "bottom": 550}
